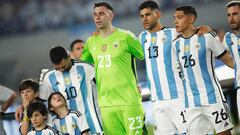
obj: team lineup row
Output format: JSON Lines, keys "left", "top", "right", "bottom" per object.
{"left": 9, "top": 0, "right": 240, "bottom": 135}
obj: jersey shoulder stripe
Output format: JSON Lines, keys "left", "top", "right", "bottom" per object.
{"left": 70, "top": 110, "right": 82, "bottom": 117}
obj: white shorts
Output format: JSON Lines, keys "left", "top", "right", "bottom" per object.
{"left": 186, "top": 102, "right": 233, "bottom": 135}
{"left": 152, "top": 98, "right": 186, "bottom": 134}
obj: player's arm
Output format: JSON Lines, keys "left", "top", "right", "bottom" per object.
{"left": 218, "top": 51, "right": 234, "bottom": 68}
{"left": 209, "top": 33, "right": 234, "bottom": 68}
{"left": 0, "top": 89, "right": 17, "bottom": 112}
{"left": 80, "top": 39, "right": 94, "bottom": 64}
{"left": 127, "top": 32, "right": 144, "bottom": 60}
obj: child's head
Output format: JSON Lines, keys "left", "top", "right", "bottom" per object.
{"left": 19, "top": 79, "right": 39, "bottom": 102}
{"left": 27, "top": 102, "right": 48, "bottom": 128}
{"left": 47, "top": 92, "right": 67, "bottom": 114}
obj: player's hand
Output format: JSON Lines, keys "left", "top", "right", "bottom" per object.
{"left": 196, "top": 25, "right": 212, "bottom": 36}
{"left": 22, "top": 97, "right": 30, "bottom": 109}
{"left": 15, "top": 105, "right": 24, "bottom": 122}
{"left": 138, "top": 86, "right": 142, "bottom": 94}
{"left": 39, "top": 69, "right": 49, "bottom": 84}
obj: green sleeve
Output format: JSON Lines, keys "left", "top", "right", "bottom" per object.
{"left": 126, "top": 32, "right": 144, "bottom": 60}
{"left": 80, "top": 40, "right": 94, "bottom": 64}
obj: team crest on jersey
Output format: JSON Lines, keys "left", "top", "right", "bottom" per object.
{"left": 113, "top": 42, "right": 119, "bottom": 48}
{"left": 184, "top": 45, "right": 190, "bottom": 52}
{"left": 151, "top": 37, "right": 156, "bottom": 43}
{"left": 64, "top": 77, "right": 71, "bottom": 85}
{"left": 60, "top": 125, "right": 67, "bottom": 133}
{"left": 196, "top": 43, "right": 201, "bottom": 49}
{"left": 162, "top": 36, "right": 166, "bottom": 42}
{"left": 72, "top": 124, "right": 77, "bottom": 129}
{"left": 101, "top": 44, "right": 107, "bottom": 52}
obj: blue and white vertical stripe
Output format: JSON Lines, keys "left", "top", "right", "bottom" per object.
{"left": 173, "top": 33, "right": 226, "bottom": 108}
{"left": 40, "top": 62, "right": 102, "bottom": 134}
{"left": 139, "top": 28, "right": 184, "bottom": 101}
{"left": 223, "top": 32, "right": 240, "bottom": 89}
{"left": 52, "top": 111, "right": 89, "bottom": 135}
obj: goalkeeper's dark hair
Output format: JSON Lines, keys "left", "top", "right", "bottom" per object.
{"left": 94, "top": 2, "right": 113, "bottom": 12}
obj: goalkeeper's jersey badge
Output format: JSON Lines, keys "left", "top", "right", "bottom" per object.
{"left": 101, "top": 44, "right": 107, "bottom": 52}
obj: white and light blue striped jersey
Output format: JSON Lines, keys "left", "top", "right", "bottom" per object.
{"left": 27, "top": 125, "right": 58, "bottom": 135}
{"left": 52, "top": 110, "right": 89, "bottom": 135}
{"left": 40, "top": 60, "right": 102, "bottom": 134}
{"left": 173, "top": 32, "right": 227, "bottom": 108}
{"left": 139, "top": 27, "right": 184, "bottom": 101}
{"left": 223, "top": 32, "right": 240, "bottom": 89}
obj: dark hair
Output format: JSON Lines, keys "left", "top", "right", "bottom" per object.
{"left": 47, "top": 92, "right": 67, "bottom": 114}
{"left": 176, "top": 5, "right": 197, "bottom": 19}
{"left": 27, "top": 102, "right": 48, "bottom": 119}
{"left": 94, "top": 2, "right": 113, "bottom": 12}
{"left": 226, "top": 1, "right": 240, "bottom": 8}
{"left": 139, "top": 0, "right": 160, "bottom": 11}
{"left": 19, "top": 79, "right": 39, "bottom": 93}
{"left": 49, "top": 46, "right": 68, "bottom": 65}
{"left": 70, "top": 39, "right": 85, "bottom": 51}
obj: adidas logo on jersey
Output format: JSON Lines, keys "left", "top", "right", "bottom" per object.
{"left": 224, "top": 122, "right": 229, "bottom": 127}
{"left": 55, "top": 81, "right": 60, "bottom": 86}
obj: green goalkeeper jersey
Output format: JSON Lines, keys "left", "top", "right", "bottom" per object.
{"left": 81, "top": 28, "right": 144, "bottom": 107}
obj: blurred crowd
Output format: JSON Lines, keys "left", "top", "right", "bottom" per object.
{"left": 0, "top": 0, "right": 221, "bottom": 36}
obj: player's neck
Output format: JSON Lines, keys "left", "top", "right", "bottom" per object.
{"left": 181, "top": 25, "right": 196, "bottom": 38}
{"left": 148, "top": 23, "right": 164, "bottom": 33}
{"left": 99, "top": 25, "right": 115, "bottom": 38}
{"left": 233, "top": 29, "right": 240, "bottom": 36}
{"left": 56, "top": 106, "right": 69, "bottom": 119}
{"left": 34, "top": 123, "right": 46, "bottom": 131}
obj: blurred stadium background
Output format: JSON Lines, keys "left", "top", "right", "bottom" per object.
{"left": 0, "top": 0, "right": 238, "bottom": 134}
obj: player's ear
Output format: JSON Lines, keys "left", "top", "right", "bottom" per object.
{"left": 156, "top": 10, "right": 161, "bottom": 18}
{"left": 188, "top": 15, "right": 195, "bottom": 24}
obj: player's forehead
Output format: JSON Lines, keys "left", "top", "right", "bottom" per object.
{"left": 93, "top": 6, "right": 111, "bottom": 14}
{"left": 174, "top": 11, "right": 185, "bottom": 17}
{"left": 73, "top": 42, "right": 84, "bottom": 49}
{"left": 227, "top": 5, "right": 240, "bottom": 13}
{"left": 140, "top": 8, "right": 153, "bottom": 13}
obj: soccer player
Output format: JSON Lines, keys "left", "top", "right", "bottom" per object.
{"left": 81, "top": 2, "right": 145, "bottom": 135}
{"left": 172, "top": 5, "right": 234, "bottom": 135}
{"left": 0, "top": 85, "right": 17, "bottom": 135}
{"left": 27, "top": 102, "right": 57, "bottom": 135}
{"left": 48, "top": 92, "right": 89, "bottom": 135}
{"left": 138, "top": 1, "right": 211, "bottom": 134}
{"left": 40, "top": 46, "right": 103, "bottom": 134}
{"left": 224, "top": 1, "right": 240, "bottom": 119}
{"left": 70, "top": 39, "right": 85, "bottom": 60}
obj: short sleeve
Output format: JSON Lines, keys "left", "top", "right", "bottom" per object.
{"left": 39, "top": 74, "right": 53, "bottom": 101}
{"left": 74, "top": 112, "right": 89, "bottom": 133}
{"left": 207, "top": 34, "right": 227, "bottom": 58}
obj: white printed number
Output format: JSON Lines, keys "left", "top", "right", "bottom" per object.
{"left": 98, "top": 55, "right": 112, "bottom": 68}
{"left": 128, "top": 116, "right": 143, "bottom": 130}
